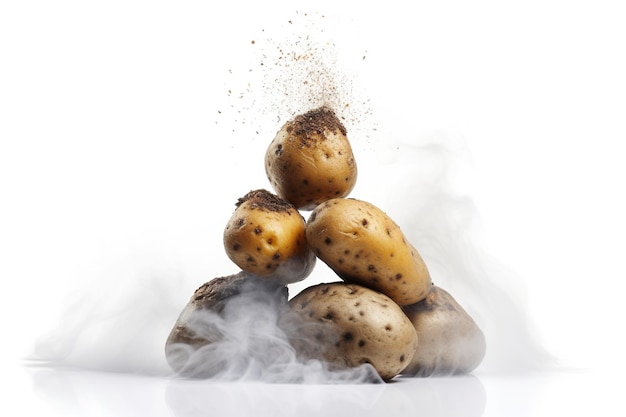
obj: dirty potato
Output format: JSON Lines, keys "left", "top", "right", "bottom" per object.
{"left": 280, "top": 282, "right": 418, "bottom": 381}
{"left": 265, "top": 106, "right": 357, "bottom": 210}
{"left": 165, "top": 272, "right": 289, "bottom": 377}
{"left": 306, "top": 198, "right": 432, "bottom": 306}
{"left": 223, "top": 189, "right": 316, "bottom": 284}
{"left": 401, "top": 285, "right": 486, "bottom": 376}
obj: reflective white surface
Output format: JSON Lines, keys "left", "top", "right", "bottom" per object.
{"left": 7, "top": 365, "right": 622, "bottom": 417}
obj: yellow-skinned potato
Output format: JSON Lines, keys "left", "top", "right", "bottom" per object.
{"left": 401, "top": 286, "right": 486, "bottom": 376}
{"left": 280, "top": 282, "right": 417, "bottom": 381}
{"left": 306, "top": 198, "right": 432, "bottom": 306}
{"left": 264, "top": 106, "right": 357, "bottom": 210}
{"left": 223, "top": 189, "right": 316, "bottom": 284}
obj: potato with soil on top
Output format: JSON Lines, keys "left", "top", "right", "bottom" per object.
{"left": 265, "top": 106, "right": 357, "bottom": 210}
{"left": 401, "top": 285, "right": 486, "bottom": 376}
{"left": 306, "top": 198, "right": 432, "bottom": 306}
{"left": 223, "top": 189, "right": 316, "bottom": 284}
{"left": 165, "top": 272, "right": 289, "bottom": 377}
{"left": 280, "top": 282, "right": 418, "bottom": 381}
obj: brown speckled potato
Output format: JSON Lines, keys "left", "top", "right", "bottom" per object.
{"left": 223, "top": 189, "right": 316, "bottom": 284}
{"left": 280, "top": 282, "right": 418, "bottom": 381}
{"left": 306, "top": 198, "right": 432, "bottom": 306}
{"left": 402, "top": 286, "right": 486, "bottom": 376}
{"left": 264, "top": 106, "right": 357, "bottom": 210}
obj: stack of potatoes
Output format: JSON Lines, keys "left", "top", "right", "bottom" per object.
{"left": 165, "top": 107, "right": 486, "bottom": 381}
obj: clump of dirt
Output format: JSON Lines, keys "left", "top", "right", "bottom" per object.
{"left": 290, "top": 106, "right": 347, "bottom": 141}
{"left": 236, "top": 189, "right": 295, "bottom": 213}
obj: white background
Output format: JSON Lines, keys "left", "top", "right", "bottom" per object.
{"left": 2, "top": 0, "right": 625, "bottom": 415}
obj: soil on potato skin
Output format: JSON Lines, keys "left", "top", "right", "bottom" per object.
{"left": 287, "top": 106, "right": 347, "bottom": 142}
{"left": 235, "top": 189, "right": 296, "bottom": 213}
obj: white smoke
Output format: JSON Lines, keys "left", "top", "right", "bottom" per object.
{"left": 25, "top": 5, "right": 553, "bottom": 384}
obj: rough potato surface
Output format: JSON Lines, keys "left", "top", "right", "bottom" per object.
{"left": 223, "top": 189, "right": 316, "bottom": 284}
{"left": 402, "top": 286, "right": 486, "bottom": 376}
{"left": 306, "top": 198, "right": 432, "bottom": 305}
{"left": 280, "top": 282, "right": 418, "bottom": 380}
{"left": 165, "top": 272, "right": 289, "bottom": 376}
{"left": 265, "top": 106, "right": 357, "bottom": 210}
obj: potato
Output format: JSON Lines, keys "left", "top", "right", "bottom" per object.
{"left": 264, "top": 106, "right": 358, "bottom": 210}
{"left": 223, "top": 189, "right": 316, "bottom": 284}
{"left": 306, "top": 198, "right": 432, "bottom": 306}
{"left": 165, "top": 272, "right": 288, "bottom": 377}
{"left": 280, "top": 282, "right": 418, "bottom": 381}
{"left": 401, "top": 285, "right": 486, "bottom": 376}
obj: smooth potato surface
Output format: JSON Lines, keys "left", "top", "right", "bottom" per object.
{"left": 306, "top": 198, "right": 432, "bottom": 305}
{"left": 402, "top": 286, "right": 486, "bottom": 376}
{"left": 281, "top": 282, "right": 418, "bottom": 380}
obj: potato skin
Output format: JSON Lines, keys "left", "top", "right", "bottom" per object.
{"left": 280, "top": 282, "right": 418, "bottom": 381}
{"left": 401, "top": 286, "right": 486, "bottom": 376}
{"left": 306, "top": 198, "right": 432, "bottom": 306}
{"left": 165, "top": 272, "right": 289, "bottom": 377}
{"left": 223, "top": 190, "right": 316, "bottom": 284}
{"left": 265, "top": 106, "right": 357, "bottom": 211}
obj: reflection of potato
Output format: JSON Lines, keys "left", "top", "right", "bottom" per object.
{"left": 223, "top": 189, "right": 316, "bottom": 284}
{"left": 306, "top": 198, "right": 431, "bottom": 305}
{"left": 401, "top": 286, "right": 486, "bottom": 376}
{"left": 265, "top": 106, "right": 358, "bottom": 210}
{"left": 281, "top": 282, "right": 418, "bottom": 381}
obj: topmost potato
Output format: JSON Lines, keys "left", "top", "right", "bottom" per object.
{"left": 265, "top": 106, "right": 358, "bottom": 211}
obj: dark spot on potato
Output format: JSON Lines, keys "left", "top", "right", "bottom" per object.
{"left": 338, "top": 258, "right": 344, "bottom": 264}
{"left": 237, "top": 218, "right": 245, "bottom": 227}
{"left": 324, "top": 312, "right": 334, "bottom": 320}
{"left": 309, "top": 212, "right": 317, "bottom": 222}
{"left": 344, "top": 249, "right": 350, "bottom": 255}
{"left": 254, "top": 227, "right": 262, "bottom": 234}
{"left": 275, "top": 144, "right": 283, "bottom": 155}
{"left": 256, "top": 246, "right": 261, "bottom": 252}
{"left": 385, "top": 325, "right": 392, "bottom": 331}
{"left": 272, "top": 253, "right": 280, "bottom": 260}
{"left": 267, "top": 238, "right": 273, "bottom": 244}
{"left": 367, "top": 264, "right": 375, "bottom": 271}
{"left": 265, "top": 263, "right": 274, "bottom": 269}
{"left": 314, "top": 332, "right": 324, "bottom": 340}
{"left": 348, "top": 286, "right": 358, "bottom": 294}
{"left": 386, "top": 228, "right": 392, "bottom": 236}
{"left": 361, "top": 218, "right": 368, "bottom": 227}
{"left": 400, "top": 355, "right": 405, "bottom": 362}
{"left": 246, "top": 256, "right": 254, "bottom": 262}
{"left": 342, "top": 332, "right": 353, "bottom": 341}
{"left": 232, "top": 243, "right": 241, "bottom": 251}
{"left": 321, "top": 286, "right": 330, "bottom": 294}
{"left": 354, "top": 301, "right": 361, "bottom": 307}
{"left": 395, "top": 273, "right": 402, "bottom": 280}
{"left": 358, "top": 340, "right": 366, "bottom": 347}
{"left": 302, "top": 179, "right": 309, "bottom": 185}
{"left": 324, "top": 236, "right": 332, "bottom": 245}
{"left": 359, "top": 311, "right": 364, "bottom": 316}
